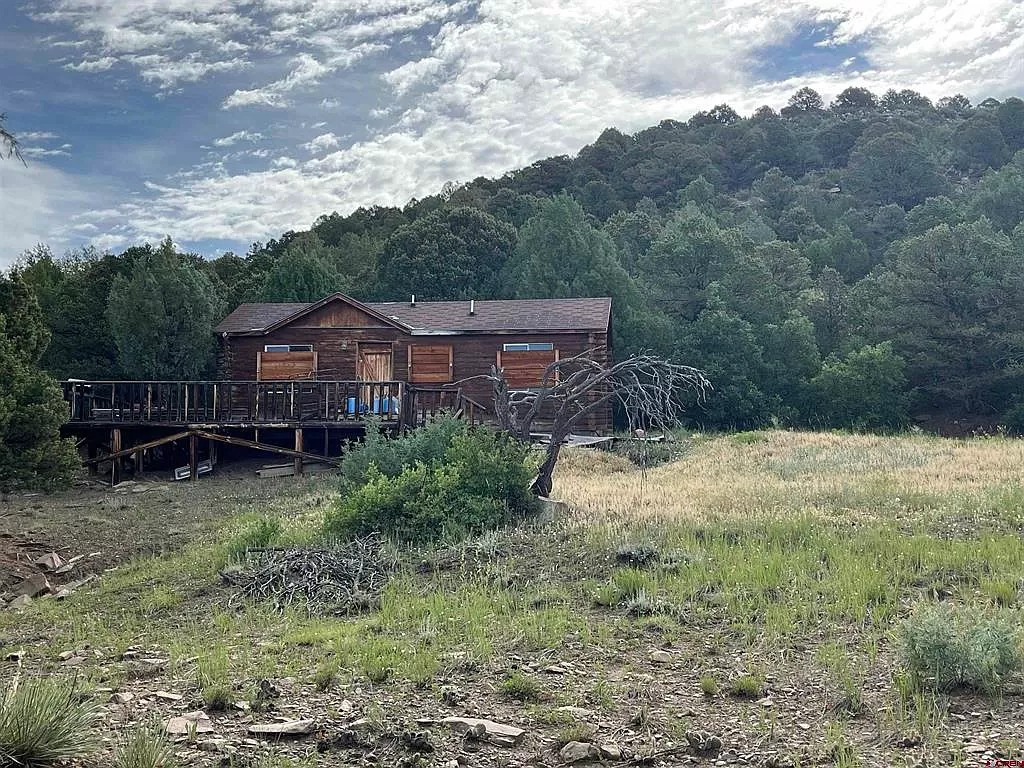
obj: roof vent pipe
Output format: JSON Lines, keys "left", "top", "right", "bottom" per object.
{"left": 410, "top": 294, "right": 416, "bottom": 307}
{"left": 469, "top": 299, "right": 476, "bottom": 316}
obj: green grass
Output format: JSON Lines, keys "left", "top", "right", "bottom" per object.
{"left": 7, "top": 432, "right": 1024, "bottom": 766}
{"left": 498, "top": 670, "right": 542, "bottom": 702}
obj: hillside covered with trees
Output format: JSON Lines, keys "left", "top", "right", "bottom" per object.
{"left": 6, "top": 86, "right": 1024, "bottom": 433}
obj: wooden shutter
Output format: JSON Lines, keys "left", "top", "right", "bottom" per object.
{"left": 408, "top": 345, "right": 453, "bottom": 383}
{"left": 257, "top": 350, "right": 317, "bottom": 381}
{"left": 497, "top": 349, "right": 558, "bottom": 388}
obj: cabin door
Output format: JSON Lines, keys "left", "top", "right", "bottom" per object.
{"left": 357, "top": 344, "right": 394, "bottom": 413}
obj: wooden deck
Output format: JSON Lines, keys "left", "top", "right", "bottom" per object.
{"left": 61, "top": 379, "right": 489, "bottom": 484}
{"left": 62, "top": 380, "right": 485, "bottom": 429}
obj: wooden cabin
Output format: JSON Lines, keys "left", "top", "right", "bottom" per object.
{"left": 214, "top": 292, "right": 614, "bottom": 433}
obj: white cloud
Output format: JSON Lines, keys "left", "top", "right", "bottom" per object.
{"left": 223, "top": 46, "right": 384, "bottom": 109}
{"left": 18, "top": 131, "right": 59, "bottom": 142}
{"left": 65, "top": 55, "right": 117, "bottom": 72}
{"left": 213, "top": 130, "right": 264, "bottom": 147}
{"left": 21, "top": 144, "right": 73, "bottom": 158}
{"left": 0, "top": 159, "right": 100, "bottom": 266}
{"left": 25, "top": 0, "right": 1024, "bottom": 254}
{"left": 302, "top": 133, "right": 343, "bottom": 154}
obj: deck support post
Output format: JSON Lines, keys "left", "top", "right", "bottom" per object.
{"left": 294, "top": 428, "right": 304, "bottom": 476}
{"left": 189, "top": 433, "right": 198, "bottom": 481}
{"left": 323, "top": 427, "right": 329, "bottom": 458}
{"left": 110, "top": 428, "right": 122, "bottom": 486}
{"left": 133, "top": 448, "right": 143, "bottom": 477}
{"left": 87, "top": 441, "right": 98, "bottom": 476}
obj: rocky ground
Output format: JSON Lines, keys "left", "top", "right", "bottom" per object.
{"left": 2, "top": 433, "right": 1024, "bottom": 767}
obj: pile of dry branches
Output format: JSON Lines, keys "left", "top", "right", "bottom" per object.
{"left": 223, "top": 534, "right": 391, "bottom": 615}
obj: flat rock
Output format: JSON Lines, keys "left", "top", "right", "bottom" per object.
{"left": 111, "top": 692, "right": 135, "bottom": 705}
{"left": 648, "top": 650, "right": 673, "bottom": 664}
{"left": 16, "top": 573, "right": 50, "bottom": 598}
{"left": 441, "top": 717, "right": 526, "bottom": 746}
{"left": 560, "top": 741, "right": 599, "bottom": 763}
{"left": 7, "top": 595, "right": 32, "bottom": 610}
{"left": 247, "top": 719, "right": 316, "bottom": 738}
{"left": 154, "top": 691, "right": 183, "bottom": 701}
{"left": 34, "top": 553, "right": 64, "bottom": 571}
{"left": 165, "top": 711, "right": 214, "bottom": 735}
{"left": 599, "top": 744, "right": 623, "bottom": 760}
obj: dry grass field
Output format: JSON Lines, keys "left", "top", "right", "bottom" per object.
{"left": 2, "top": 430, "right": 1024, "bottom": 767}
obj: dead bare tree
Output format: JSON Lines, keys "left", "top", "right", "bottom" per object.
{"left": 0, "top": 113, "right": 23, "bottom": 164}
{"left": 478, "top": 349, "right": 710, "bottom": 497}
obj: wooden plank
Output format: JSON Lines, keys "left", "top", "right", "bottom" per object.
{"left": 189, "top": 433, "right": 198, "bottom": 481}
{"left": 83, "top": 430, "right": 193, "bottom": 465}
{"left": 193, "top": 430, "right": 341, "bottom": 466}
{"left": 294, "top": 428, "right": 303, "bottom": 477}
{"left": 110, "top": 428, "right": 121, "bottom": 486}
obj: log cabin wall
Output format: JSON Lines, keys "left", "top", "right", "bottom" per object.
{"left": 216, "top": 296, "right": 612, "bottom": 433}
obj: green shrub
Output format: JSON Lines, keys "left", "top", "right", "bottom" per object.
{"left": 325, "top": 426, "right": 538, "bottom": 543}
{"left": 225, "top": 516, "right": 283, "bottom": 562}
{"left": 900, "top": 602, "right": 1021, "bottom": 693}
{"left": 113, "top": 724, "right": 178, "bottom": 768}
{"left": 339, "top": 415, "right": 466, "bottom": 489}
{"left": 728, "top": 673, "right": 763, "bottom": 698}
{"left": 0, "top": 677, "right": 98, "bottom": 766}
{"left": 699, "top": 674, "right": 719, "bottom": 697}
{"left": 498, "top": 671, "right": 541, "bottom": 702}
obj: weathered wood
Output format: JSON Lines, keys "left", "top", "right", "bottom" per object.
{"left": 110, "top": 428, "right": 121, "bottom": 486}
{"left": 294, "top": 428, "right": 303, "bottom": 476}
{"left": 87, "top": 441, "right": 98, "bottom": 476}
{"left": 82, "top": 430, "right": 193, "bottom": 465}
{"left": 192, "top": 430, "right": 341, "bottom": 466}
{"left": 189, "top": 433, "right": 198, "bottom": 481}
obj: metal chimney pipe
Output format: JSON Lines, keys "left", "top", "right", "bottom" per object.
{"left": 410, "top": 294, "right": 416, "bottom": 307}
{"left": 469, "top": 299, "right": 476, "bottom": 315}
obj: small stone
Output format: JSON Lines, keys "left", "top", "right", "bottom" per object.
{"left": 165, "top": 711, "right": 213, "bottom": 735}
{"left": 15, "top": 573, "right": 50, "bottom": 598}
{"left": 247, "top": 719, "right": 316, "bottom": 738}
{"left": 111, "top": 692, "right": 135, "bottom": 705}
{"left": 756, "top": 697, "right": 774, "bottom": 707}
{"left": 559, "top": 741, "right": 599, "bottom": 763}
{"left": 441, "top": 717, "right": 526, "bottom": 746}
{"left": 34, "top": 553, "right": 64, "bottom": 571}
{"left": 599, "top": 744, "right": 623, "bottom": 760}
{"left": 339, "top": 699, "right": 354, "bottom": 713}
{"left": 198, "top": 738, "right": 229, "bottom": 752}
{"left": 154, "top": 691, "right": 183, "bottom": 702}
{"left": 648, "top": 650, "right": 673, "bottom": 665}
{"left": 8, "top": 595, "right": 33, "bottom": 610}
{"left": 58, "top": 650, "right": 79, "bottom": 661}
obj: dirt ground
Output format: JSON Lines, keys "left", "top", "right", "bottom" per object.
{"left": 2, "top": 434, "right": 1024, "bottom": 768}
{"left": 0, "top": 461, "right": 303, "bottom": 593}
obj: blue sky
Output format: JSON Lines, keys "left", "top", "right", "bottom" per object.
{"left": 1, "top": 0, "right": 1022, "bottom": 266}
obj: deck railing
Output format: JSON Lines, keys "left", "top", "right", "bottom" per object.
{"left": 63, "top": 380, "right": 405, "bottom": 425}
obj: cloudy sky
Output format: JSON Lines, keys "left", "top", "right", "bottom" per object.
{"left": 1, "top": 0, "right": 1022, "bottom": 265}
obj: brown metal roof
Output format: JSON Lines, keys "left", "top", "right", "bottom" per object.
{"left": 215, "top": 294, "right": 612, "bottom": 335}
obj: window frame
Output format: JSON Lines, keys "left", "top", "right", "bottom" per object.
{"left": 501, "top": 342, "right": 554, "bottom": 352}
{"left": 263, "top": 343, "right": 314, "bottom": 353}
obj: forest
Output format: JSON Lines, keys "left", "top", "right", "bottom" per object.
{"left": 4, "top": 86, "right": 1024, "bottom": 436}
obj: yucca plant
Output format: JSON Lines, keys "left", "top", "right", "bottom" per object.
{"left": 0, "top": 675, "right": 97, "bottom": 766}
{"left": 113, "top": 724, "right": 179, "bottom": 768}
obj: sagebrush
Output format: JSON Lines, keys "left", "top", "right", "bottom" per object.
{"left": 900, "top": 602, "right": 1021, "bottom": 692}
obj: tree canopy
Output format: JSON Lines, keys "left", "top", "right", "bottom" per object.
{"left": 11, "top": 85, "right": 1024, "bottom": 433}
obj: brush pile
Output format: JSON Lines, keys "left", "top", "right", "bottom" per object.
{"left": 222, "top": 534, "right": 390, "bottom": 614}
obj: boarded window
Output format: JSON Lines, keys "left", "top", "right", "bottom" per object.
{"left": 497, "top": 348, "right": 558, "bottom": 388}
{"left": 264, "top": 344, "right": 313, "bottom": 353}
{"left": 258, "top": 349, "right": 317, "bottom": 381}
{"left": 408, "top": 345, "right": 453, "bottom": 383}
